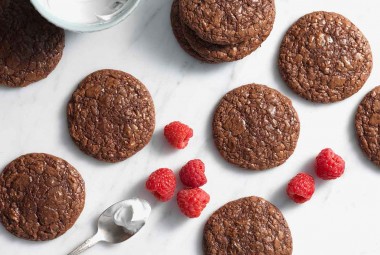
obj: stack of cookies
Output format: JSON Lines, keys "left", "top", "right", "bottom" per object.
{"left": 170, "top": 0, "right": 276, "bottom": 63}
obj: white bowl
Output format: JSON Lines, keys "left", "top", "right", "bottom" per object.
{"left": 30, "top": 0, "right": 140, "bottom": 32}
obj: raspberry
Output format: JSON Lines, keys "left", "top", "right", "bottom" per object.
{"left": 287, "top": 173, "right": 315, "bottom": 203}
{"left": 164, "top": 121, "right": 193, "bottom": 149}
{"left": 146, "top": 168, "right": 176, "bottom": 202}
{"left": 179, "top": 159, "right": 207, "bottom": 188}
{"left": 315, "top": 148, "right": 345, "bottom": 180}
{"left": 177, "top": 188, "right": 210, "bottom": 218}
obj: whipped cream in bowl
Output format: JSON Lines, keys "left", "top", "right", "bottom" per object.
{"left": 30, "top": 0, "right": 140, "bottom": 32}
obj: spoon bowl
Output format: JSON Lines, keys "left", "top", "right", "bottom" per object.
{"left": 68, "top": 198, "right": 151, "bottom": 255}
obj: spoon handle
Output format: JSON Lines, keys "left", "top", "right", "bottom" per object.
{"left": 67, "top": 233, "right": 103, "bottom": 255}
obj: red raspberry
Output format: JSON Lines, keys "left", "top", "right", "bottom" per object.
{"left": 164, "top": 121, "right": 193, "bottom": 149}
{"left": 177, "top": 188, "right": 210, "bottom": 218}
{"left": 179, "top": 159, "right": 207, "bottom": 188}
{"left": 315, "top": 148, "right": 345, "bottom": 180}
{"left": 146, "top": 168, "right": 176, "bottom": 202}
{"left": 287, "top": 173, "right": 315, "bottom": 203}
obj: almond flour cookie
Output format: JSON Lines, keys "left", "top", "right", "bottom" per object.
{"left": 67, "top": 69, "right": 155, "bottom": 163}
{"left": 355, "top": 86, "right": 380, "bottom": 167}
{"left": 0, "top": 153, "right": 85, "bottom": 241}
{"left": 279, "top": 11, "right": 372, "bottom": 103}
{"left": 213, "top": 84, "right": 300, "bottom": 170}
{"left": 179, "top": 0, "right": 275, "bottom": 45}
{"left": 0, "top": 0, "right": 65, "bottom": 87}
{"left": 203, "top": 196, "right": 293, "bottom": 255}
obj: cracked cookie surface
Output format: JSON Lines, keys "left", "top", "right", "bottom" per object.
{"left": 0, "top": 0, "right": 65, "bottom": 87}
{"left": 0, "top": 0, "right": 9, "bottom": 14}
{"left": 279, "top": 11, "right": 372, "bottom": 103}
{"left": 67, "top": 69, "right": 155, "bottom": 163}
{"left": 203, "top": 196, "right": 293, "bottom": 255}
{"left": 213, "top": 84, "right": 300, "bottom": 170}
{"left": 179, "top": 0, "right": 275, "bottom": 45}
{"left": 0, "top": 153, "right": 85, "bottom": 241}
{"left": 356, "top": 86, "right": 380, "bottom": 167}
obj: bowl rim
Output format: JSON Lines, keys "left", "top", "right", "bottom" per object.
{"left": 30, "top": 0, "right": 141, "bottom": 32}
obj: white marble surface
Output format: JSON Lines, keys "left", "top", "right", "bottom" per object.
{"left": 1, "top": 0, "right": 380, "bottom": 254}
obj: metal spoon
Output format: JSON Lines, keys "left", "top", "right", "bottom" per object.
{"left": 68, "top": 198, "right": 151, "bottom": 255}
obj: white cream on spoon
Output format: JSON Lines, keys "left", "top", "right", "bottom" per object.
{"left": 113, "top": 198, "right": 151, "bottom": 234}
{"left": 67, "top": 198, "right": 151, "bottom": 255}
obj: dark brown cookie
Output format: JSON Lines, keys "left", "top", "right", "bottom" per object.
{"left": 355, "top": 86, "right": 380, "bottom": 167}
{"left": 67, "top": 69, "right": 155, "bottom": 163}
{"left": 279, "top": 11, "right": 372, "bottom": 103}
{"left": 203, "top": 196, "right": 293, "bottom": 255}
{"left": 182, "top": 23, "right": 262, "bottom": 63}
{"left": 0, "top": 153, "right": 85, "bottom": 241}
{"left": 170, "top": 0, "right": 213, "bottom": 63}
{"left": 0, "top": 0, "right": 65, "bottom": 87}
{"left": 0, "top": 0, "right": 9, "bottom": 14}
{"left": 213, "top": 84, "right": 300, "bottom": 170}
{"left": 179, "top": 0, "right": 276, "bottom": 45}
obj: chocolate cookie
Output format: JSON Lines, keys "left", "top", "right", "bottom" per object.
{"left": 203, "top": 196, "right": 293, "bottom": 255}
{"left": 355, "top": 86, "right": 380, "bottom": 167}
{"left": 213, "top": 84, "right": 300, "bottom": 170}
{"left": 182, "top": 23, "right": 261, "bottom": 63}
{"left": 0, "top": 153, "right": 85, "bottom": 241}
{"left": 67, "top": 69, "right": 155, "bottom": 163}
{"left": 0, "top": 0, "right": 9, "bottom": 14}
{"left": 279, "top": 11, "right": 372, "bottom": 103}
{"left": 0, "top": 0, "right": 65, "bottom": 87}
{"left": 179, "top": 0, "right": 276, "bottom": 45}
{"left": 170, "top": 0, "right": 213, "bottom": 63}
